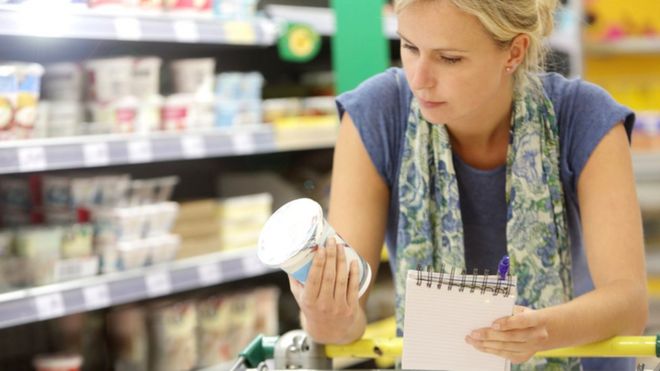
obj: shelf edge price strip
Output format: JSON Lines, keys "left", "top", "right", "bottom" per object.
{"left": 83, "top": 142, "right": 110, "bottom": 167}
{"left": 224, "top": 21, "right": 257, "bottom": 44}
{"left": 181, "top": 135, "right": 206, "bottom": 159}
{"left": 145, "top": 271, "right": 172, "bottom": 298}
{"left": 114, "top": 17, "right": 142, "bottom": 41}
{"left": 174, "top": 20, "right": 200, "bottom": 43}
{"left": 198, "top": 263, "right": 223, "bottom": 286}
{"left": 242, "top": 255, "right": 266, "bottom": 276}
{"left": 128, "top": 140, "right": 153, "bottom": 163}
{"left": 83, "top": 284, "right": 111, "bottom": 310}
{"left": 34, "top": 293, "right": 66, "bottom": 321}
{"left": 231, "top": 131, "right": 256, "bottom": 154}
{"left": 18, "top": 146, "right": 47, "bottom": 172}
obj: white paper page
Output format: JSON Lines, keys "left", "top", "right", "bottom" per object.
{"left": 402, "top": 270, "right": 516, "bottom": 371}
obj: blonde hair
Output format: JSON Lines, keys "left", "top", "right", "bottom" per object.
{"left": 395, "top": 0, "right": 557, "bottom": 93}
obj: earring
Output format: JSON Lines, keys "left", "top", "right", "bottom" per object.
{"left": 506, "top": 66, "right": 512, "bottom": 72}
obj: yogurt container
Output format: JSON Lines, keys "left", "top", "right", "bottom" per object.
{"left": 258, "top": 198, "right": 371, "bottom": 297}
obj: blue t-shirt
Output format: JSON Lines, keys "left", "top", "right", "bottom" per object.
{"left": 336, "top": 68, "right": 636, "bottom": 371}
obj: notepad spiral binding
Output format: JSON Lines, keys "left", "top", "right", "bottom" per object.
{"left": 415, "top": 265, "right": 515, "bottom": 297}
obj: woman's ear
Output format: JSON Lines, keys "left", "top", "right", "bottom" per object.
{"left": 505, "top": 34, "right": 530, "bottom": 72}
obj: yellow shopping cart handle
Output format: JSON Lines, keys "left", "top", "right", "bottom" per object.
{"left": 325, "top": 335, "right": 660, "bottom": 359}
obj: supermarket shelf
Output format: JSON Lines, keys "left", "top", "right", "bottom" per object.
{"left": 0, "top": 5, "right": 278, "bottom": 45}
{"left": 0, "top": 248, "right": 275, "bottom": 329}
{"left": 265, "top": 4, "right": 580, "bottom": 55}
{"left": 0, "top": 124, "right": 338, "bottom": 174}
{"left": 633, "top": 152, "right": 660, "bottom": 182}
{"left": 586, "top": 38, "right": 660, "bottom": 55}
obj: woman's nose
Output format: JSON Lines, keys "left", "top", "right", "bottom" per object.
{"left": 409, "top": 58, "right": 435, "bottom": 91}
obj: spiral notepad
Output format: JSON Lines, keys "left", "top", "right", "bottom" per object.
{"left": 402, "top": 267, "right": 517, "bottom": 371}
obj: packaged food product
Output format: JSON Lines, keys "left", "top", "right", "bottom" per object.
{"left": 144, "top": 202, "right": 179, "bottom": 237}
{"left": 60, "top": 223, "right": 94, "bottom": 258}
{"left": 84, "top": 57, "right": 134, "bottom": 103}
{"left": 15, "top": 226, "right": 63, "bottom": 285}
{"left": 214, "top": 98, "right": 262, "bottom": 127}
{"left": 135, "top": 95, "right": 163, "bottom": 134}
{"left": 169, "top": 58, "right": 215, "bottom": 96}
{"left": 46, "top": 101, "right": 84, "bottom": 137}
{"left": 0, "top": 177, "right": 32, "bottom": 227}
{"left": 258, "top": 198, "right": 372, "bottom": 297}
{"left": 149, "top": 301, "right": 198, "bottom": 371}
{"left": 163, "top": 0, "right": 211, "bottom": 13}
{"left": 132, "top": 57, "right": 162, "bottom": 99}
{"left": 161, "top": 94, "right": 192, "bottom": 131}
{"left": 43, "top": 176, "right": 74, "bottom": 225}
{"left": 88, "top": 96, "right": 138, "bottom": 134}
{"left": 148, "top": 234, "right": 181, "bottom": 264}
{"left": 116, "top": 239, "right": 150, "bottom": 269}
{"left": 0, "top": 65, "right": 17, "bottom": 139}
{"left": 13, "top": 63, "right": 45, "bottom": 139}
{"left": 43, "top": 63, "right": 83, "bottom": 102}
{"left": 107, "top": 305, "right": 149, "bottom": 371}
{"left": 214, "top": 0, "right": 259, "bottom": 19}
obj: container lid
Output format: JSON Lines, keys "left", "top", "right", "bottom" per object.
{"left": 33, "top": 354, "right": 82, "bottom": 369}
{"left": 258, "top": 198, "right": 322, "bottom": 267}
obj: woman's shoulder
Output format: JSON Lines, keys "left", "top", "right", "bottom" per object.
{"left": 539, "top": 72, "right": 635, "bottom": 194}
{"left": 335, "top": 68, "right": 412, "bottom": 188}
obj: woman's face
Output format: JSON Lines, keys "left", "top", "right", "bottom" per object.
{"left": 398, "top": 0, "right": 512, "bottom": 126}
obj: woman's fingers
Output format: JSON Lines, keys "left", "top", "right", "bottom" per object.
{"left": 303, "top": 246, "right": 325, "bottom": 303}
{"left": 334, "top": 242, "right": 349, "bottom": 302}
{"left": 347, "top": 260, "right": 360, "bottom": 307}
{"left": 319, "top": 237, "right": 338, "bottom": 300}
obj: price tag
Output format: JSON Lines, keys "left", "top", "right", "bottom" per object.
{"left": 181, "top": 135, "right": 206, "bottom": 159}
{"left": 83, "top": 284, "right": 111, "bottom": 310}
{"left": 115, "top": 17, "right": 142, "bottom": 41}
{"left": 231, "top": 132, "right": 255, "bottom": 154}
{"left": 242, "top": 255, "right": 265, "bottom": 276}
{"left": 224, "top": 21, "right": 256, "bottom": 44}
{"left": 174, "top": 20, "right": 200, "bottom": 42}
{"left": 35, "top": 293, "right": 66, "bottom": 320}
{"left": 198, "top": 263, "right": 222, "bottom": 286}
{"left": 128, "top": 140, "right": 152, "bottom": 163}
{"left": 83, "top": 142, "right": 110, "bottom": 167}
{"left": 145, "top": 271, "right": 172, "bottom": 298}
{"left": 17, "top": 147, "right": 46, "bottom": 172}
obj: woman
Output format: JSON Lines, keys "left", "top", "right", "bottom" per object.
{"left": 288, "top": 0, "right": 648, "bottom": 369}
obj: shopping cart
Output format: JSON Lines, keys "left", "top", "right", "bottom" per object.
{"left": 230, "top": 330, "right": 660, "bottom": 371}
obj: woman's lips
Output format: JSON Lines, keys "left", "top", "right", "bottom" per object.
{"left": 418, "top": 98, "right": 446, "bottom": 109}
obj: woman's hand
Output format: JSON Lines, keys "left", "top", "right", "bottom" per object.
{"left": 465, "top": 306, "right": 548, "bottom": 364}
{"left": 288, "top": 237, "right": 363, "bottom": 344}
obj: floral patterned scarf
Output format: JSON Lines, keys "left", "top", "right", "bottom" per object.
{"left": 395, "top": 76, "right": 579, "bottom": 370}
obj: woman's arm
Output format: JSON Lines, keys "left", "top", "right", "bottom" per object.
{"left": 467, "top": 123, "right": 648, "bottom": 363}
{"left": 289, "top": 111, "right": 390, "bottom": 344}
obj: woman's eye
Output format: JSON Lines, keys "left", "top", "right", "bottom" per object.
{"left": 441, "top": 56, "right": 462, "bottom": 64}
{"left": 402, "top": 44, "right": 419, "bottom": 53}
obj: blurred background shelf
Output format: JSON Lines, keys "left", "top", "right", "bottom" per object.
{"left": 633, "top": 152, "right": 660, "bottom": 182}
{"left": 0, "top": 125, "right": 337, "bottom": 174}
{"left": 0, "top": 248, "right": 272, "bottom": 330}
{"left": 585, "top": 38, "right": 660, "bottom": 55}
{"left": 0, "top": 5, "right": 278, "bottom": 45}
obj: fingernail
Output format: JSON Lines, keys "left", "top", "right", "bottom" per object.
{"left": 492, "top": 323, "right": 500, "bottom": 330}
{"left": 470, "top": 331, "right": 481, "bottom": 340}
{"left": 464, "top": 336, "right": 471, "bottom": 344}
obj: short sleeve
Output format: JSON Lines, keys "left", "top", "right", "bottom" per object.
{"left": 544, "top": 74, "right": 636, "bottom": 194}
{"left": 335, "top": 68, "right": 410, "bottom": 188}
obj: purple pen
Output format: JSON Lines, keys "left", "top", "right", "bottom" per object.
{"left": 497, "top": 255, "right": 509, "bottom": 280}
